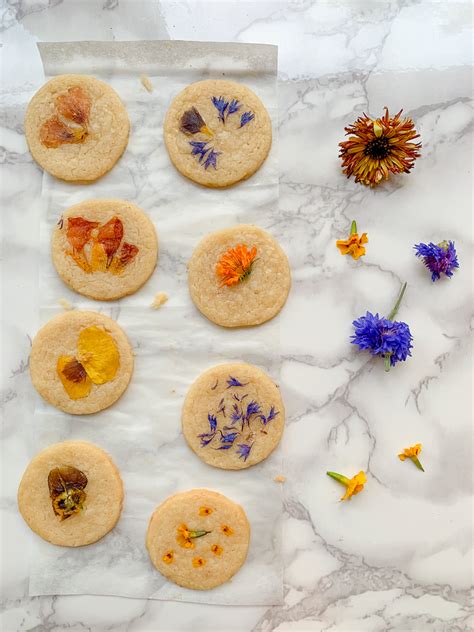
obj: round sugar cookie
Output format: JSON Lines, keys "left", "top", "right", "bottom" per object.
{"left": 52, "top": 199, "right": 158, "bottom": 301}
{"left": 182, "top": 363, "right": 285, "bottom": 470}
{"left": 25, "top": 74, "right": 129, "bottom": 182}
{"left": 188, "top": 224, "right": 291, "bottom": 327}
{"left": 18, "top": 440, "right": 123, "bottom": 547}
{"left": 146, "top": 489, "right": 250, "bottom": 590}
{"left": 30, "top": 310, "right": 134, "bottom": 415}
{"left": 164, "top": 79, "right": 272, "bottom": 188}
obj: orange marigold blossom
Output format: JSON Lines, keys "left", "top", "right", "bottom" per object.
{"left": 211, "top": 544, "right": 223, "bottom": 556}
{"left": 339, "top": 107, "right": 421, "bottom": 187}
{"left": 199, "top": 506, "right": 213, "bottom": 516}
{"left": 398, "top": 443, "right": 424, "bottom": 471}
{"left": 192, "top": 557, "right": 207, "bottom": 568}
{"left": 221, "top": 524, "right": 233, "bottom": 536}
{"left": 336, "top": 220, "right": 368, "bottom": 260}
{"left": 216, "top": 244, "right": 257, "bottom": 287}
{"left": 162, "top": 550, "right": 174, "bottom": 564}
{"left": 176, "top": 523, "right": 211, "bottom": 548}
{"left": 326, "top": 470, "right": 367, "bottom": 501}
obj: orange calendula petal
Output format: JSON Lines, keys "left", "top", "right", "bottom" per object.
{"left": 57, "top": 355, "right": 92, "bottom": 400}
{"left": 40, "top": 116, "right": 87, "bottom": 148}
{"left": 76, "top": 326, "right": 120, "bottom": 385}
{"left": 56, "top": 86, "right": 91, "bottom": 125}
{"left": 109, "top": 242, "right": 139, "bottom": 275}
{"left": 89, "top": 242, "right": 108, "bottom": 272}
{"left": 216, "top": 244, "right": 257, "bottom": 287}
{"left": 66, "top": 217, "right": 99, "bottom": 252}
{"left": 96, "top": 217, "right": 124, "bottom": 265}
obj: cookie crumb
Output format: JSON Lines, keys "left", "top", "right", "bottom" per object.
{"left": 140, "top": 75, "right": 154, "bottom": 93}
{"left": 58, "top": 298, "right": 73, "bottom": 310}
{"left": 151, "top": 292, "right": 168, "bottom": 309}
{"left": 274, "top": 475, "right": 286, "bottom": 483}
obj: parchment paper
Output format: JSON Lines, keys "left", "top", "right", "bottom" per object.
{"left": 28, "top": 40, "right": 283, "bottom": 605}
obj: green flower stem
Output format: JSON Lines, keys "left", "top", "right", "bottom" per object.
{"left": 384, "top": 355, "right": 392, "bottom": 372}
{"left": 350, "top": 220, "right": 357, "bottom": 236}
{"left": 326, "top": 471, "right": 349, "bottom": 486}
{"left": 189, "top": 529, "right": 211, "bottom": 539}
{"left": 410, "top": 456, "right": 425, "bottom": 472}
{"left": 387, "top": 282, "right": 407, "bottom": 321}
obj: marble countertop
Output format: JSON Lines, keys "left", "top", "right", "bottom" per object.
{"left": 1, "top": 1, "right": 472, "bottom": 631}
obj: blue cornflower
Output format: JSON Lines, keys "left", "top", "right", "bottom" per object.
{"left": 220, "top": 431, "right": 239, "bottom": 444}
{"left": 236, "top": 443, "right": 252, "bottom": 461}
{"left": 198, "top": 432, "right": 216, "bottom": 447}
{"left": 189, "top": 141, "right": 210, "bottom": 163}
{"left": 230, "top": 403, "right": 242, "bottom": 425}
{"left": 227, "top": 99, "right": 241, "bottom": 116}
{"left": 350, "top": 282, "right": 413, "bottom": 371}
{"left": 245, "top": 400, "right": 261, "bottom": 422}
{"left": 204, "top": 149, "right": 221, "bottom": 170}
{"left": 414, "top": 241, "right": 459, "bottom": 282}
{"left": 226, "top": 376, "right": 247, "bottom": 388}
{"left": 212, "top": 96, "right": 228, "bottom": 122}
{"left": 260, "top": 406, "right": 279, "bottom": 425}
{"left": 240, "top": 111, "right": 255, "bottom": 128}
{"left": 207, "top": 414, "right": 217, "bottom": 433}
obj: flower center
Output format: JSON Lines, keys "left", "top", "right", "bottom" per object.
{"left": 365, "top": 136, "right": 390, "bottom": 159}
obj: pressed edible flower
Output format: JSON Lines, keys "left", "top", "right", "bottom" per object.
{"left": 192, "top": 557, "right": 207, "bottom": 568}
{"left": 398, "top": 443, "right": 424, "bottom": 471}
{"left": 57, "top": 355, "right": 92, "bottom": 400}
{"left": 40, "top": 86, "right": 90, "bottom": 148}
{"left": 176, "top": 523, "right": 211, "bottom": 549}
{"left": 76, "top": 326, "right": 120, "bottom": 385}
{"left": 48, "top": 466, "right": 87, "bottom": 520}
{"left": 40, "top": 117, "right": 87, "bottom": 148}
{"left": 216, "top": 244, "right": 257, "bottom": 287}
{"left": 221, "top": 525, "right": 233, "bottom": 536}
{"left": 339, "top": 107, "right": 421, "bottom": 187}
{"left": 236, "top": 443, "right": 253, "bottom": 461}
{"left": 414, "top": 241, "right": 459, "bottom": 282}
{"left": 199, "top": 506, "right": 213, "bottom": 516}
{"left": 240, "top": 111, "right": 255, "bottom": 128}
{"left": 211, "top": 544, "right": 223, "bottom": 556}
{"left": 327, "top": 470, "right": 367, "bottom": 501}
{"left": 351, "top": 282, "right": 413, "bottom": 371}
{"left": 180, "top": 107, "right": 213, "bottom": 137}
{"left": 336, "top": 220, "right": 368, "bottom": 260}
{"left": 162, "top": 550, "right": 174, "bottom": 564}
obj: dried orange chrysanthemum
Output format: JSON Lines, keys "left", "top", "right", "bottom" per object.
{"left": 339, "top": 108, "right": 421, "bottom": 187}
{"left": 398, "top": 443, "right": 424, "bottom": 471}
{"left": 216, "top": 244, "right": 257, "bottom": 287}
{"left": 336, "top": 220, "right": 368, "bottom": 260}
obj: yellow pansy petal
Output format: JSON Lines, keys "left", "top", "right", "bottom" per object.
{"left": 57, "top": 355, "right": 92, "bottom": 400}
{"left": 76, "top": 326, "right": 120, "bottom": 385}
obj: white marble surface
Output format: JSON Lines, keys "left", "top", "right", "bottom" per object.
{"left": 1, "top": 1, "right": 472, "bottom": 631}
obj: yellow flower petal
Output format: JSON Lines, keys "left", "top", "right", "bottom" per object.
{"left": 76, "top": 326, "right": 120, "bottom": 385}
{"left": 89, "top": 242, "right": 108, "bottom": 272}
{"left": 341, "top": 471, "right": 367, "bottom": 501}
{"left": 57, "top": 355, "right": 92, "bottom": 400}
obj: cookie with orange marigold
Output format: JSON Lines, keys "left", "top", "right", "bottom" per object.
{"left": 29, "top": 310, "right": 134, "bottom": 415}
{"left": 188, "top": 224, "right": 291, "bottom": 327}
{"left": 146, "top": 489, "right": 250, "bottom": 590}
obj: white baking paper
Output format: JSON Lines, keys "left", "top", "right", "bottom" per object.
{"left": 28, "top": 40, "right": 283, "bottom": 606}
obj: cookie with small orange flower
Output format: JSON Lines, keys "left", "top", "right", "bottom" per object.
{"left": 188, "top": 224, "right": 291, "bottom": 327}
{"left": 146, "top": 489, "right": 250, "bottom": 590}
{"left": 51, "top": 199, "right": 158, "bottom": 301}
{"left": 29, "top": 311, "right": 134, "bottom": 414}
{"left": 25, "top": 75, "right": 129, "bottom": 182}
{"left": 164, "top": 80, "right": 272, "bottom": 188}
{"left": 182, "top": 363, "right": 285, "bottom": 470}
{"left": 18, "top": 440, "right": 123, "bottom": 547}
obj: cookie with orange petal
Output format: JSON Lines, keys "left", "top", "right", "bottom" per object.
{"left": 146, "top": 489, "right": 250, "bottom": 590}
{"left": 188, "top": 224, "right": 291, "bottom": 327}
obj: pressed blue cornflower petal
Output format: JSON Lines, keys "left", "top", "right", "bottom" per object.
{"left": 207, "top": 413, "right": 218, "bottom": 433}
{"left": 261, "top": 406, "right": 279, "bottom": 425}
{"left": 212, "top": 96, "right": 228, "bottom": 122}
{"left": 240, "top": 111, "right": 255, "bottom": 127}
{"left": 226, "top": 376, "right": 248, "bottom": 388}
{"left": 236, "top": 443, "right": 252, "bottom": 461}
{"left": 198, "top": 432, "right": 216, "bottom": 447}
{"left": 220, "top": 431, "right": 239, "bottom": 444}
{"left": 204, "top": 149, "right": 221, "bottom": 170}
{"left": 230, "top": 403, "right": 242, "bottom": 425}
{"left": 216, "top": 444, "right": 233, "bottom": 450}
{"left": 189, "top": 141, "right": 210, "bottom": 163}
{"left": 227, "top": 99, "right": 241, "bottom": 115}
{"left": 245, "top": 400, "right": 261, "bottom": 421}
{"left": 414, "top": 241, "right": 459, "bottom": 282}
{"left": 351, "top": 311, "right": 413, "bottom": 367}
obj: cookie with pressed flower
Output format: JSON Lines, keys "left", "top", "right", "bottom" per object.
{"left": 18, "top": 440, "right": 123, "bottom": 547}
{"left": 24, "top": 74, "right": 129, "bottom": 182}
{"left": 51, "top": 199, "right": 158, "bottom": 301}
{"left": 29, "top": 311, "right": 134, "bottom": 415}
{"left": 182, "top": 363, "right": 285, "bottom": 470}
{"left": 164, "top": 79, "right": 272, "bottom": 188}
{"left": 146, "top": 489, "right": 250, "bottom": 590}
{"left": 188, "top": 224, "right": 291, "bottom": 327}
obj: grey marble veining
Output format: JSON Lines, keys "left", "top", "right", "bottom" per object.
{"left": 1, "top": 1, "right": 473, "bottom": 631}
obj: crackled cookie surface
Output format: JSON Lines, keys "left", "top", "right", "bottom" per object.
{"left": 18, "top": 440, "right": 123, "bottom": 547}
{"left": 146, "top": 489, "right": 250, "bottom": 590}
{"left": 25, "top": 74, "right": 129, "bottom": 182}
{"left": 182, "top": 363, "right": 285, "bottom": 470}
{"left": 188, "top": 224, "right": 291, "bottom": 327}
{"left": 164, "top": 80, "right": 272, "bottom": 187}
{"left": 30, "top": 311, "right": 133, "bottom": 415}
{"left": 52, "top": 199, "right": 158, "bottom": 301}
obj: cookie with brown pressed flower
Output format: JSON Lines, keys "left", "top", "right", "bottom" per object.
{"left": 25, "top": 74, "right": 129, "bottom": 182}
{"left": 164, "top": 80, "right": 272, "bottom": 188}
{"left": 29, "top": 311, "right": 134, "bottom": 415}
{"left": 182, "top": 363, "right": 285, "bottom": 470}
{"left": 51, "top": 199, "right": 158, "bottom": 301}
{"left": 146, "top": 489, "right": 250, "bottom": 590}
{"left": 18, "top": 440, "right": 123, "bottom": 547}
{"left": 188, "top": 224, "right": 291, "bottom": 327}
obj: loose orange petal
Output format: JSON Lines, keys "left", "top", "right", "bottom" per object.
{"left": 216, "top": 244, "right": 257, "bottom": 287}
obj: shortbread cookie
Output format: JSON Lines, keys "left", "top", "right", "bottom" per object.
{"left": 182, "top": 363, "right": 285, "bottom": 470}
{"left": 52, "top": 199, "right": 158, "bottom": 301}
{"left": 30, "top": 311, "right": 133, "bottom": 415}
{"left": 25, "top": 74, "right": 129, "bottom": 182}
{"left": 146, "top": 489, "right": 250, "bottom": 590}
{"left": 164, "top": 80, "right": 272, "bottom": 187}
{"left": 18, "top": 440, "right": 123, "bottom": 547}
{"left": 188, "top": 224, "right": 291, "bottom": 327}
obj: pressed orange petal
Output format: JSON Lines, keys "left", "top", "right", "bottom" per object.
{"left": 216, "top": 244, "right": 257, "bottom": 287}
{"left": 90, "top": 242, "right": 108, "bottom": 272}
{"left": 97, "top": 217, "right": 124, "bottom": 265}
{"left": 66, "top": 217, "right": 99, "bottom": 252}
{"left": 39, "top": 116, "right": 87, "bottom": 148}
{"left": 76, "top": 326, "right": 120, "bottom": 385}
{"left": 109, "top": 242, "right": 139, "bottom": 275}
{"left": 56, "top": 86, "right": 91, "bottom": 125}
{"left": 57, "top": 355, "right": 92, "bottom": 400}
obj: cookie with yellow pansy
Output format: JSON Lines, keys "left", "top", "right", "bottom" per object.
{"left": 146, "top": 489, "right": 250, "bottom": 590}
{"left": 51, "top": 199, "right": 158, "bottom": 301}
{"left": 17, "top": 440, "right": 123, "bottom": 547}
{"left": 29, "top": 311, "right": 134, "bottom": 414}
{"left": 188, "top": 224, "right": 291, "bottom": 327}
